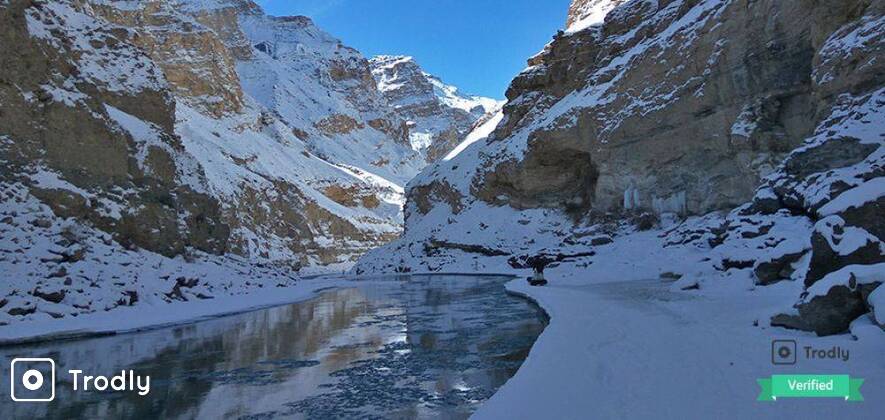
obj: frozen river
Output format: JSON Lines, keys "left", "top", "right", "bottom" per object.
{"left": 0, "top": 275, "right": 547, "bottom": 419}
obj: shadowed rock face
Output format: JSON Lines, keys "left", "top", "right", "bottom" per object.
{"left": 474, "top": 130, "right": 599, "bottom": 214}
{"left": 483, "top": 0, "right": 867, "bottom": 217}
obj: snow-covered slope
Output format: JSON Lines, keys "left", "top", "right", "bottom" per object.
{"left": 83, "top": 0, "right": 425, "bottom": 268}
{"left": 356, "top": 0, "right": 885, "bottom": 338}
{"left": 565, "top": 0, "right": 629, "bottom": 33}
{"left": 444, "top": 108, "right": 505, "bottom": 161}
{"left": 234, "top": 17, "right": 425, "bottom": 185}
{"left": 370, "top": 55, "right": 502, "bottom": 162}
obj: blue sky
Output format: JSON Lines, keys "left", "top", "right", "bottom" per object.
{"left": 255, "top": 0, "right": 571, "bottom": 99}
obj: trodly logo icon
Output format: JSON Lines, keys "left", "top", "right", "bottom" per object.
{"left": 10, "top": 358, "right": 56, "bottom": 402}
{"left": 771, "top": 340, "right": 797, "bottom": 365}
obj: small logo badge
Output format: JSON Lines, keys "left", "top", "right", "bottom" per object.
{"left": 10, "top": 358, "right": 56, "bottom": 402}
{"left": 772, "top": 340, "right": 797, "bottom": 365}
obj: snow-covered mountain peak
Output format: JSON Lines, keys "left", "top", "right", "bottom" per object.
{"left": 370, "top": 55, "right": 500, "bottom": 114}
{"left": 372, "top": 54, "right": 416, "bottom": 67}
{"left": 425, "top": 73, "right": 501, "bottom": 114}
{"left": 370, "top": 55, "right": 426, "bottom": 93}
{"left": 369, "top": 55, "right": 503, "bottom": 161}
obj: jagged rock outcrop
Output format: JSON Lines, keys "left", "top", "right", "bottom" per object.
{"left": 370, "top": 55, "right": 501, "bottom": 162}
{"left": 356, "top": 0, "right": 884, "bottom": 335}
{"left": 91, "top": 0, "right": 249, "bottom": 117}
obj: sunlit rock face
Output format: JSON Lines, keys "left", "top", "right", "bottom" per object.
{"left": 0, "top": 0, "right": 227, "bottom": 258}
{"left": 0, "top": 0, "right": 439, "bottom": 286}
{"left": 370, "top": 55, "right": 501, "bottom": 162}
{"left": 90, "top": 0, "right": 249, "bottom": 117}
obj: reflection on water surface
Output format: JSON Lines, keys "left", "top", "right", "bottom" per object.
{"left": 0, "top": 275, "right": 546, "bottom": 419}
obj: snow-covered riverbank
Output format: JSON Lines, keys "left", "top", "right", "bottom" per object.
{"left": 0, "top": 277, "right": 350, "bottom": 346}
{"left": 473, "top": 231, "right": 885, "bottom": 419}
{"left": 477, "top": 279, "right": 884, "bottom": 418}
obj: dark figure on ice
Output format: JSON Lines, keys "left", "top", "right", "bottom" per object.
{"left": 525, "top": 255, "right": 553, "bottom": 286}
{"left": 508, "top": 251, "right": 588, "bottom": 287}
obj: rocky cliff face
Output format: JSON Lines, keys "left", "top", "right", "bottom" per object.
{"left": 370, "top": 55, "right": 501, "bottom": 162}
{"left": 0, "top": 0, "right": 228, "bottom": 257}
{"left": 89, "top": 0, "right": 250, "bottom": 117}
{"left": 3, "top": 0, "right": 424, "bottom": 270}
{"left": 0, "top": 0, "right": 486, "bottom": 323}
{"left": 356, "top": 0, "right": 884, "bottom": 335}
{"left": 492, "top": 0, "right": 844, "bottom": 216}
{"left": 0, "top": 0, "right": 248, "bottom": 322}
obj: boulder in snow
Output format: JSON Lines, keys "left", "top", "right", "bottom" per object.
{"left": 32, "top": 286, "right": 66, "bottom": 304}
{"left": 805, "top": 216, "right": 885, "bottom": 287}
{"left": 796, "top": 285, "right": 870, "bottom": 336}
{"left": 788, "top": 264, "right": 885, "bottom": 336}
{"left": 754, "top": 251, "right": 805, "bottom": 286}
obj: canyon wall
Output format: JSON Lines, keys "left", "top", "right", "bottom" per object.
{"left": 0, "top": 0, "right": 487, "bottom": 322}
{"left": 357, "top": 0, "right": 884, "bottom": 335}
